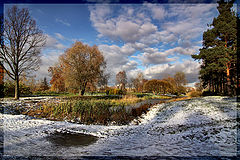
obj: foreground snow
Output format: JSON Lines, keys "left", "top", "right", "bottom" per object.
{"left": 1, "top": 96, "right": 238, "bottom": 156}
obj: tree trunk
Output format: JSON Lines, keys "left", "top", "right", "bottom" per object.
{"left": 15, "top": 76, "right": 19, "bottom": 99}
{"left": 226, "top": 63, "right": 232, "bottom": 96}
{"left": 80, "top": 82, "right": 87, "bottom": 96}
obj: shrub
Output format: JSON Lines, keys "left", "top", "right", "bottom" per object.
{"left": 4, "top": 81, "right": 32, "bottom": 97}
{"left": 202, "top": 90, "right": 217, "bottom": 96}
{"left": 106, "top": 88, "right": 126, "bottom": 95}
{"left": 187, "top": 91, "right": 202, "bottom": 97}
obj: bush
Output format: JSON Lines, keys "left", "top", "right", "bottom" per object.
{"left": 187, "top": 91, "right": 202, "bottom": 97}
{"left": 106, "top": 88, "right": 126, "bottom": 95}
{"left": 202, "top": 90, "right": 217, "bottom": 96}
{"left": 4, "top": 81, "right": 32, "bottom": 97}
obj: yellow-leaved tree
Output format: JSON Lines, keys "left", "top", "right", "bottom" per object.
{"left": 59, "top": 41, "right": 106, "bottom": 95}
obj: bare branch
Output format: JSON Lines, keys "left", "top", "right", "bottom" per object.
{"left": 0, "top": 6, "right": 46, "bottom": 99}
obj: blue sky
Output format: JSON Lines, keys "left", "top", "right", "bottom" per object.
{"left": 5, "top": 3, "right": 221, "bottom": 86}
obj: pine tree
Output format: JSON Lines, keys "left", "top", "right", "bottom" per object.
{"left": 192, "top": 0, "right": 238, "bottom": 96}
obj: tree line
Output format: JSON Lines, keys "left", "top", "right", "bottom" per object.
{"left": 1, "top": 2, "right": 238, "bottom": 99}
{"left": 192, "top": 0, "right": 239, "bottom": 96}
{"left": 114, "top": 70, "right": 187, "bottom": 95}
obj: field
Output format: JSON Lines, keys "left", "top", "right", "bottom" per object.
{"left": 0, "top": 96, "right": 238, "bottom": 157}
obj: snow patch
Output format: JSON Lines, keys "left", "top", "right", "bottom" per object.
{"left": 1, "top": 96, "right": 238, "bottom": 156}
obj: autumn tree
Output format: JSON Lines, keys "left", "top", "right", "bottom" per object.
{"left": 160, "top": 80, "right": 174, "bottom": 94}
{"left": 0, "top": 6, "right": 46, "bottom": 99}
{"left": 162, "top": 76, "right": 177, "bottom": 94}
{"left": 116, "top": 70, "right": 127, "bottom": 90}
{"left": 48, "top": 64, "right": 65, "bottom": 92}
{"left": 59, "top": 41, "right": 105, "bottom": 96}
{"left": 144, "top": 79, "right": 161, "bottom": 94}
{"left": 195, "top": 82, "right": 203, "bottom": 92}
{"left": 38, "top": 77, "right": 49, "bottom": 91}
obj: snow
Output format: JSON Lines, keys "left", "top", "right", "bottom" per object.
{"left": 1, "top": 96, "right": 238, "bottom": 156}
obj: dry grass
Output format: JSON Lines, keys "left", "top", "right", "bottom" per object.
{"left": 111, "top": 95, "right": 144, "bottom": 106}
{"left": 24, "top": 95, "right": 193, "bottom": 125}
{"left": 186, "top": 91, "right": 202, "bottom": 97}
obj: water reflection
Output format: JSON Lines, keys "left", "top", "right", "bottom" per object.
{"left": 46, "top": 132, "right": 98, "bottom": 147}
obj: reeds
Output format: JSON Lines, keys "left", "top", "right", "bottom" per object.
{"left": 32, "top": 99, "right": 134, "bottom": 125}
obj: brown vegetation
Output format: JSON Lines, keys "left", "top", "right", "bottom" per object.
{"left": 48, "top": 41, "right": 106, "bottom": 96}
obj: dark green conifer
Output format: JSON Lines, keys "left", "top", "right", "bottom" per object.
{"left": 192, "top": 0, "right": 238, "bottom": 95}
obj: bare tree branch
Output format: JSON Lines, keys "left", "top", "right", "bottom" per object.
{"left": 0, "top": 6, "right": 46, "bottom": 99}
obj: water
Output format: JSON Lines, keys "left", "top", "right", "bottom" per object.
{"left": 46, "top": 132, "right": 98, "bottom": 147}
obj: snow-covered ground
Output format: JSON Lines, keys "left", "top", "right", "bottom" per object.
{"left": 1, "top": 96, "right": 238, "bottom": 157}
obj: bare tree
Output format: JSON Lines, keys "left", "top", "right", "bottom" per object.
{"left": 174, "top": 72, "right": 187, "bottom": 95}
{"left": 0, "top": 6, "right": 46, "bottom": 99}
{"left": 97, "top": 72, "right": 110, "bottom": 89}
{"left": 132, "top": 72, "right": 145, "bottom": 92}
{"left": 116, "top": 71, "right": 127, "bottom": 90}
{"left": 174, "top": 72, "right": 187, "bottom": 87}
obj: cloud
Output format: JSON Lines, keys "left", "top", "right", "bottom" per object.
{"left": 56, "top": 18, "right": 71, "bottom": 27}
{"left": 98, "top": 44, "right": 139, "bottom": 85}
{"left": 89, "top": 5, "right": 158, "bottom": 43}
{"left": 89, "top": 4, "right": 216, "bottom": 49}
{"left": 162, "top": 4, "right": 218, "bottom": 47}
{"left": 136, "top": 48, "right": 176, "bottom": 65}
{"left": 143, "top": 60, "right": 201, "bottom": 83}
{"left": 145, "top": 3, "right": 166, "bottom": 20}
{"left": 45, "top": 34, "right": 67, "bottom": 50}
{"left": 87, "top": 4, "right": 217, "bottom": 85}
{"left": 36, "top": 51, "right": 63, "bottom": 79}
{"left": 165, "top": 46, "right": 200, "bottom": 56}
{"left": 135, "top": 46, "right": 200, "bottom": 66}
{"left": 55, "top": 33, "right": 65, "bottom": 40}
{"left": 122, "top": 60, "right": 138, "bottom": 71}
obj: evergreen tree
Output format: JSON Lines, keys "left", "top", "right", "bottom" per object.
{"left": 192, "top": 0, "right": 238, "bottom": 95}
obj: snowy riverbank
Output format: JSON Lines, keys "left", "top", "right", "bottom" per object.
{"left": 1, "top": 96, "right": 238, "bottom": 157}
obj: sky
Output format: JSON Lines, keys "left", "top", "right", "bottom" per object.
{"left": 5, "top": 3, "right": 221, "bottom": 86}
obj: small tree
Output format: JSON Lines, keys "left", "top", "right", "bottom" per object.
{"left": 174, "top": 72, "right": 187, "bottom": 87}
{"left": 0, "top": 6, "right": 46, "bottom": 99}
{"left": 195, "top": 82, "right": 204, "bottom": 92}
{"left": 116, "top": 71, "right": 127, "bottom": 90}
{"left": 162, "top": 77, "right": 177, "bottom": 94}
{"left": 48, "top": 64, "right": 65, "bottom": 92}
{"left": 38, "top": 77, "right": 49, "bottom": 91}
{"left": 132, "top": 72, "right": 145, "bottom": 92}
{"left": 97, "top": 72, "right": 110, "bottom": 90}
{"left": 174, "top": 72, "right": 187, "bottom": 95}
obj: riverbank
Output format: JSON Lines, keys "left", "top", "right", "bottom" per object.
{"left": 1, "top": 96, "right": 237, "bottom": 157}
{"left": 1, "top": 95, "right": 180, "bottom": 125}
